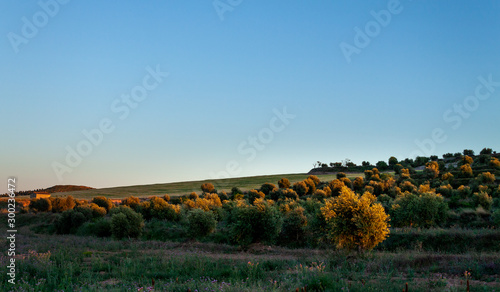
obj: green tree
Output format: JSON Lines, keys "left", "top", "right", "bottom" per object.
{"left": 388, "top": 156, "right": 398, "bottom": 167}
{"left": 376, "top": 161, "right": 388, "bottom": 171}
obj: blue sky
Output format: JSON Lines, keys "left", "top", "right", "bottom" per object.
{"left": 2, "top": 0, "right": 500, "bottom": 191}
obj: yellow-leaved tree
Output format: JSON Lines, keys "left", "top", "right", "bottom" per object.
{"left": 321, "top": 186, "right": 390, "bottom": 252}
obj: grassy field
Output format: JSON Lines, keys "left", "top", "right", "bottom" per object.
{"left": 1, "top": 217, "right": 499, "bottom": 291}
{"left": 58, "top": 173, "right": 365, "bottom": 199}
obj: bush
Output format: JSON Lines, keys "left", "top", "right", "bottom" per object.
{"left": 390, "top": 192, "right": 448, "bottom": 228}
{"left": 279, "top": 207, "right": 308, "bottom": 247}
{"left": 225, "top": 199, "right": 281, "bottom": 246}
{"left": 51, "top": 196, "right": 76, "bottom": 213}
{"left": 424, "top": 161, "right": 439, "bottom": 179}
{"left": 110, "top": 206, "right": 144, "bottom": 239}
{"left": 29, "top": 198, "right": 52, "bottom": 212}
{"left": 307, "top": 175, "right": 321, "bottom": 186}
{"left": 187, "top": 209, "right": 217, "bottom": 239}
{"left": 147, "top": 196, "right": 181, "bottom": 221}
{"left": 353, "top": 177, "right": 364, "bottom": 192}
{"left": 247, "top": 189, "right": 265, "bottom": 204}
{"left": 201, "top": 183, "right": 216, "bottom": 193}
{"left": 91, "top": 196, "right": 113, "bottom": 212}
{"left": 321, "top": 187, "right": 390, "bottom": 252}
{"left": 473, "top": 191, "right": 493, "bottom": 210}
{"left": 77, "top": 218, "right": 112, "bottom": 237}
{"left": 278, "top": 178, "right": 291, "bottom": 189}
{"left": 259, "top": 183, "right": 276, "bottom": 196}
{"left": 328, "top": 179, "right": 345, "bottom": 197}
{"left": 293, "top": 181, "right": 309, "bottom": 197}
{"left": 55, "top": 209, "right": 88, "bottom": 234}
{"left": 122, "top": 196, "right": 140, "bottom": 210}
{"left": 477, "top": 172, "right": 496, "bottom": 184}
{"left": 303, "top": 178, "right": 316, "bottom": 195}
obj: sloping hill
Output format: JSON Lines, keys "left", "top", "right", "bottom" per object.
{"left": 58, "top": 173, "right": 362, "bottom": 199}
{"left": 43, "top": 185, "right": 94, "bottom": 193}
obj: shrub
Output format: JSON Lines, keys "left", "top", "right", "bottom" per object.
{"left": 303, "top": 178, "right": 316, "bottom": 195}
{"left": 163, "top": 194, "right": 171, "bottom": 202}
{"left": 364, "top": 170, "right": 373, "bottom": 180}
{"left": 122, "top": 196, "right": 140, "bottom": 209}
{"left": 29, "top": 198, "right": 52, "bottom": 212}
{"left": 455, "top": 185, "right": 472, "bottom": 198}
{"left": 278, "top": 178, "right": 291, "bottom": 189}
{"left": 51, "top": 196, "right": 76, "bottom": 213}
{"left": 390, "top": 192, "right": 448, "bottom": 228}
{"left": 339, "top": 177, "right": 353, "bottom": 189}
{"left": 393, "top": 164, "right": 404, "bottom": 175}
{"left": 189, "top": 192, "right": 199, "bottom": 200}
{"left": 147, "top": 196, "right": 181, "bottom": 221}
{"left": 110, "top": 206, "right": 144, "bottom": 239}
{"left": 271, "top": 188, "right": 299, "bottom": 201}
{"left": 55, "top": 209, "right": 88, "bottom": 234}
{"left": 260, "top": 183, "right": 276, "bottom": 196}
{"left": 201, "top": 183, "right": 216, "bottom": 193}
{"left": 437, "top": 184, "right": 453, "bottom": 197}
{"left": 336, "top": 172, "right": 346, "bottom": 179}
{"left": 353, "top": 177, "right": 364, "bottom": 192}
{"left": 248, "top": 189, "right": 265, "bottom": 204}
{"left": 441, "top": 172, "right": 454, "bottom": 182}
{"left": 91, "top": 196, "right": 113, "bottom": 212}
{"left": 293, "top": 181, "right": 309, "bottom": 197}
{"left": 312, "top": 189, "right": 327, "bottom": 201}
{"left": 279, "top": 207, "right": 308, "bottom": 247}
{"left": 187, "top": 209, "right": 217, "bottom": 239}
{"left": 321, "top": 187, "right": 389, "bottom": 252}
{"left": 462, "top": 155, "right": 474, "bottom": 165}
{"left": 307, "top": 175, "right": 321, "bottom": 186}
{"left": 89, "top": 203, "right": 107, "bottom": 218}
{"left": 328, "top": 179, "right": 345, "bottom": 196}
{"left": 477, "top": 172, "right": 496, "bottom": 184}
{"left": 473, "top": 192, "right": 493, "bottom": 210}
{"left": 229, "top": 186, "right": 242, "bottom": 196}
{"left": 490, "top": 157, "right": 500, "bottom": 169}
{"left": 399, "top": 181, "right": 416, "bottom": 193}
{"left": 424, "top": 161, "right": 439, "bottom": 179}
{"left": 225, "top": 199, "right": 281, "bottom": 246}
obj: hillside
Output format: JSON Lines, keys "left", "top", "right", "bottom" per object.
{"left": 58, "top": 173, "right": 362, "bottom": 199}
{"left": 44, "top": 185, "right": 94, "bottom": 193}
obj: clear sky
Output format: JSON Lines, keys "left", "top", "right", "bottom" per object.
{"left": 2, "top": 0, "right": 500, "bottom": 191}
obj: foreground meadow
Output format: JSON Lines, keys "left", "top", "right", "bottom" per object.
{"left": 1, "top": 217, "right": 500, "bottom": 291}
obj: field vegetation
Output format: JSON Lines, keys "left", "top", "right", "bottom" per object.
{"left": 1, "top": 148, "right": 500, "bottom": 291}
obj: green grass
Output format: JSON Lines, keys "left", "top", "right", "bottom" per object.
{"left": 58, "top": 173, "right": 365, "bottom": 199}
{"left": 1, "top": 226, "right": 499, "bottom": 291}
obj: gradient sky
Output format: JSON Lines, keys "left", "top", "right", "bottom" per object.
{"left": 2, "top": 0, "right": 500, "bottom": 191}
